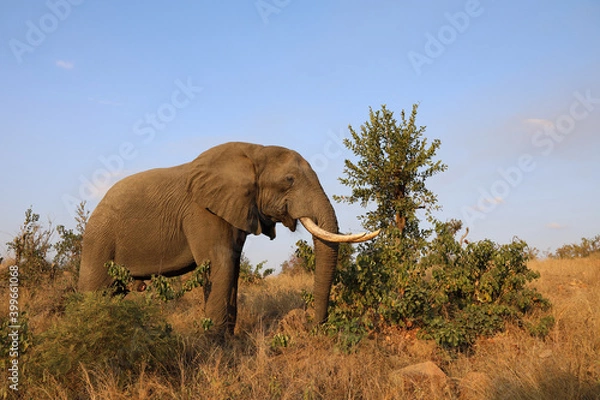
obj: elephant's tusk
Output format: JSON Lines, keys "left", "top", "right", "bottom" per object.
{"left": 299, "top": 217, "right": 380, "bottom": 243}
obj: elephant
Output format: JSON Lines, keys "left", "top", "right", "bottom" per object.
{"left": 78, "top": 142, "right": 379, "bottom": 334}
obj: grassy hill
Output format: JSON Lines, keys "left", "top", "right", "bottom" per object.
{"left": 1, "top": 256, "right": 599, "bottom": 399}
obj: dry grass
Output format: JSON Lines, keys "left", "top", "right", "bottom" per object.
{"left": 2, "top": 257, "right": 599, "bottom": 399}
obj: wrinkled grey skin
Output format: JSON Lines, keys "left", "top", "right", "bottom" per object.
{"left": 78, "top": 142, "right": 339, "bottom": 334}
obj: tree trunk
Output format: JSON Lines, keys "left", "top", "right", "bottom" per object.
{"left": 394, "top": 184, "right": 406, "bottom": 233}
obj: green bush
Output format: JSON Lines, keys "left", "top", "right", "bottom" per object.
{"left": 147, "top": 261, "right": 210, "bottom": 302}
{"left": 27, "top": 292, "right": 178, "bottom": 384}
{"left": 292, "top": 240, "right": 316, "bottom": 273}
{"left": 105, "top": 260, "right": 210, "bottom": 302}
{"left": 416, "top": 222, "right": 552, "bottom": 348}
{"left": 322, "top": 222, "right": 553, "bottom": 351}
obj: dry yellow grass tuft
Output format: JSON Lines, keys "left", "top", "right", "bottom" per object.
{"left": 1, "top": 257, "right": 599, "bottom": 399}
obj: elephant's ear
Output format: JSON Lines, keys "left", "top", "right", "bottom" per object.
{"left": 187, "top": 146, "right": 275, "bottom": 238}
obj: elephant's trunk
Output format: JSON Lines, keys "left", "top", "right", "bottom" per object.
{"left": 299, "top": 204, "right": 381, "bottom": 324}
{"left": 310, "top": 202, "right": 340, "bottom": 325}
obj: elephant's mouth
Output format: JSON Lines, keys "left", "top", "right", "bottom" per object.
{"left": 262, "top": 202, "right": 297, "bottom": 232}
{"left": 282, "top": 215, "right": 297, "bottom": 231}
{"left": 258, "top": 208, "right": 297, "bottom": 232}
{"left": 280, "top": 201, "right": 297, "bottom": 231}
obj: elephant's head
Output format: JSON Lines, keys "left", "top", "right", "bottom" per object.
{"left": 187, "top": 142, "right": 378, "bottom": 324}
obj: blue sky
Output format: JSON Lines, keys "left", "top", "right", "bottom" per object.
{"left": 1, "top": 1, "right": 599, "bottom": 270}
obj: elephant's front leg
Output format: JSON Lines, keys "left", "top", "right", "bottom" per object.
{"left": 184, "top": 209, "right": 247, "bottom": 335}
{"left": 203, "top": 249, "right": 242, "bottom": 335}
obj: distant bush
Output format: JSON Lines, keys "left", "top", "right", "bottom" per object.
{"left": 3, "top": 203, "right": 88, "bottom": 287}
{"left": 5, "top": 208, "right": 56, "bottom": 285}
{"left": 240, "top": 254, "right": 274, "bottom": 284}
{"left": 281, "top": 240, "right": 354, "bottom": 276}
{"left": 53, "top": 202, "right": 89, "bottom": 281}
{"left": 282, "top": 240, "right": 316, "bottom": 275}
{"left": 552, "top": 235, "right": 600, "bottom": 259}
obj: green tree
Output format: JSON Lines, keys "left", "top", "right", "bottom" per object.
{"left": 335, "top": 103, "right": 446, "bottom": 236}
{"left": 326, "top": 104, "right": 446, "bottom": 345}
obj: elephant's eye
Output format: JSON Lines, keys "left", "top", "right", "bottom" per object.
{"left": 285, "top": 175, "right": 295, "bottom": 187}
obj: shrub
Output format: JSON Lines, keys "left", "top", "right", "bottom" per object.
{"left": 27, "top": 292, "right": 178, "bottom": 386}
{"left": 291, "top": 239, "right": 316, "bottom": 273}
{"left": 3, "top": 203, "right": 88, "bottom": 287}
{"left": 106, "top": 260, "right": 210, "bottom": 302}
{"left": 5, "top": 208, "right": 56, "bottom": 285}
{"left": 416, "top": 221, "right": 552, "bottom": 348}
{"left": 552, "top": 235, "right": 600, "bottom": 259}
{"left": 53, "top": 202, "right": 89, "bottom": 281}
{"left": 280, "top": 252, "right": 307, "bottom": 276}
{"left": 240, "top": 254, "right": 274, "bottom": 284}
{"left": 146, "top": 261, "right": 210, "bottom": 302}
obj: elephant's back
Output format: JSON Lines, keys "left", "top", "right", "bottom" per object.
{"left": 91, "top": 165, "right": 189, "bottom": 222}
{"left": 107, "top": 165, "right": 186, "bottom": 200}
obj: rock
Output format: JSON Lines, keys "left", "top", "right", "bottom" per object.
{"left": 389, "top": 361, "right": 450, "bottom": 397}
{"left": 459, "top": 372, "right": 493, "bottom": 400}
{"left": 538, "top": 349, "right": 553, "bottom": 359}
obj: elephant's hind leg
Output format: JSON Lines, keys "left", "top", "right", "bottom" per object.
{"left": 78, "top": 237, "right": 116, "bottom": 292}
